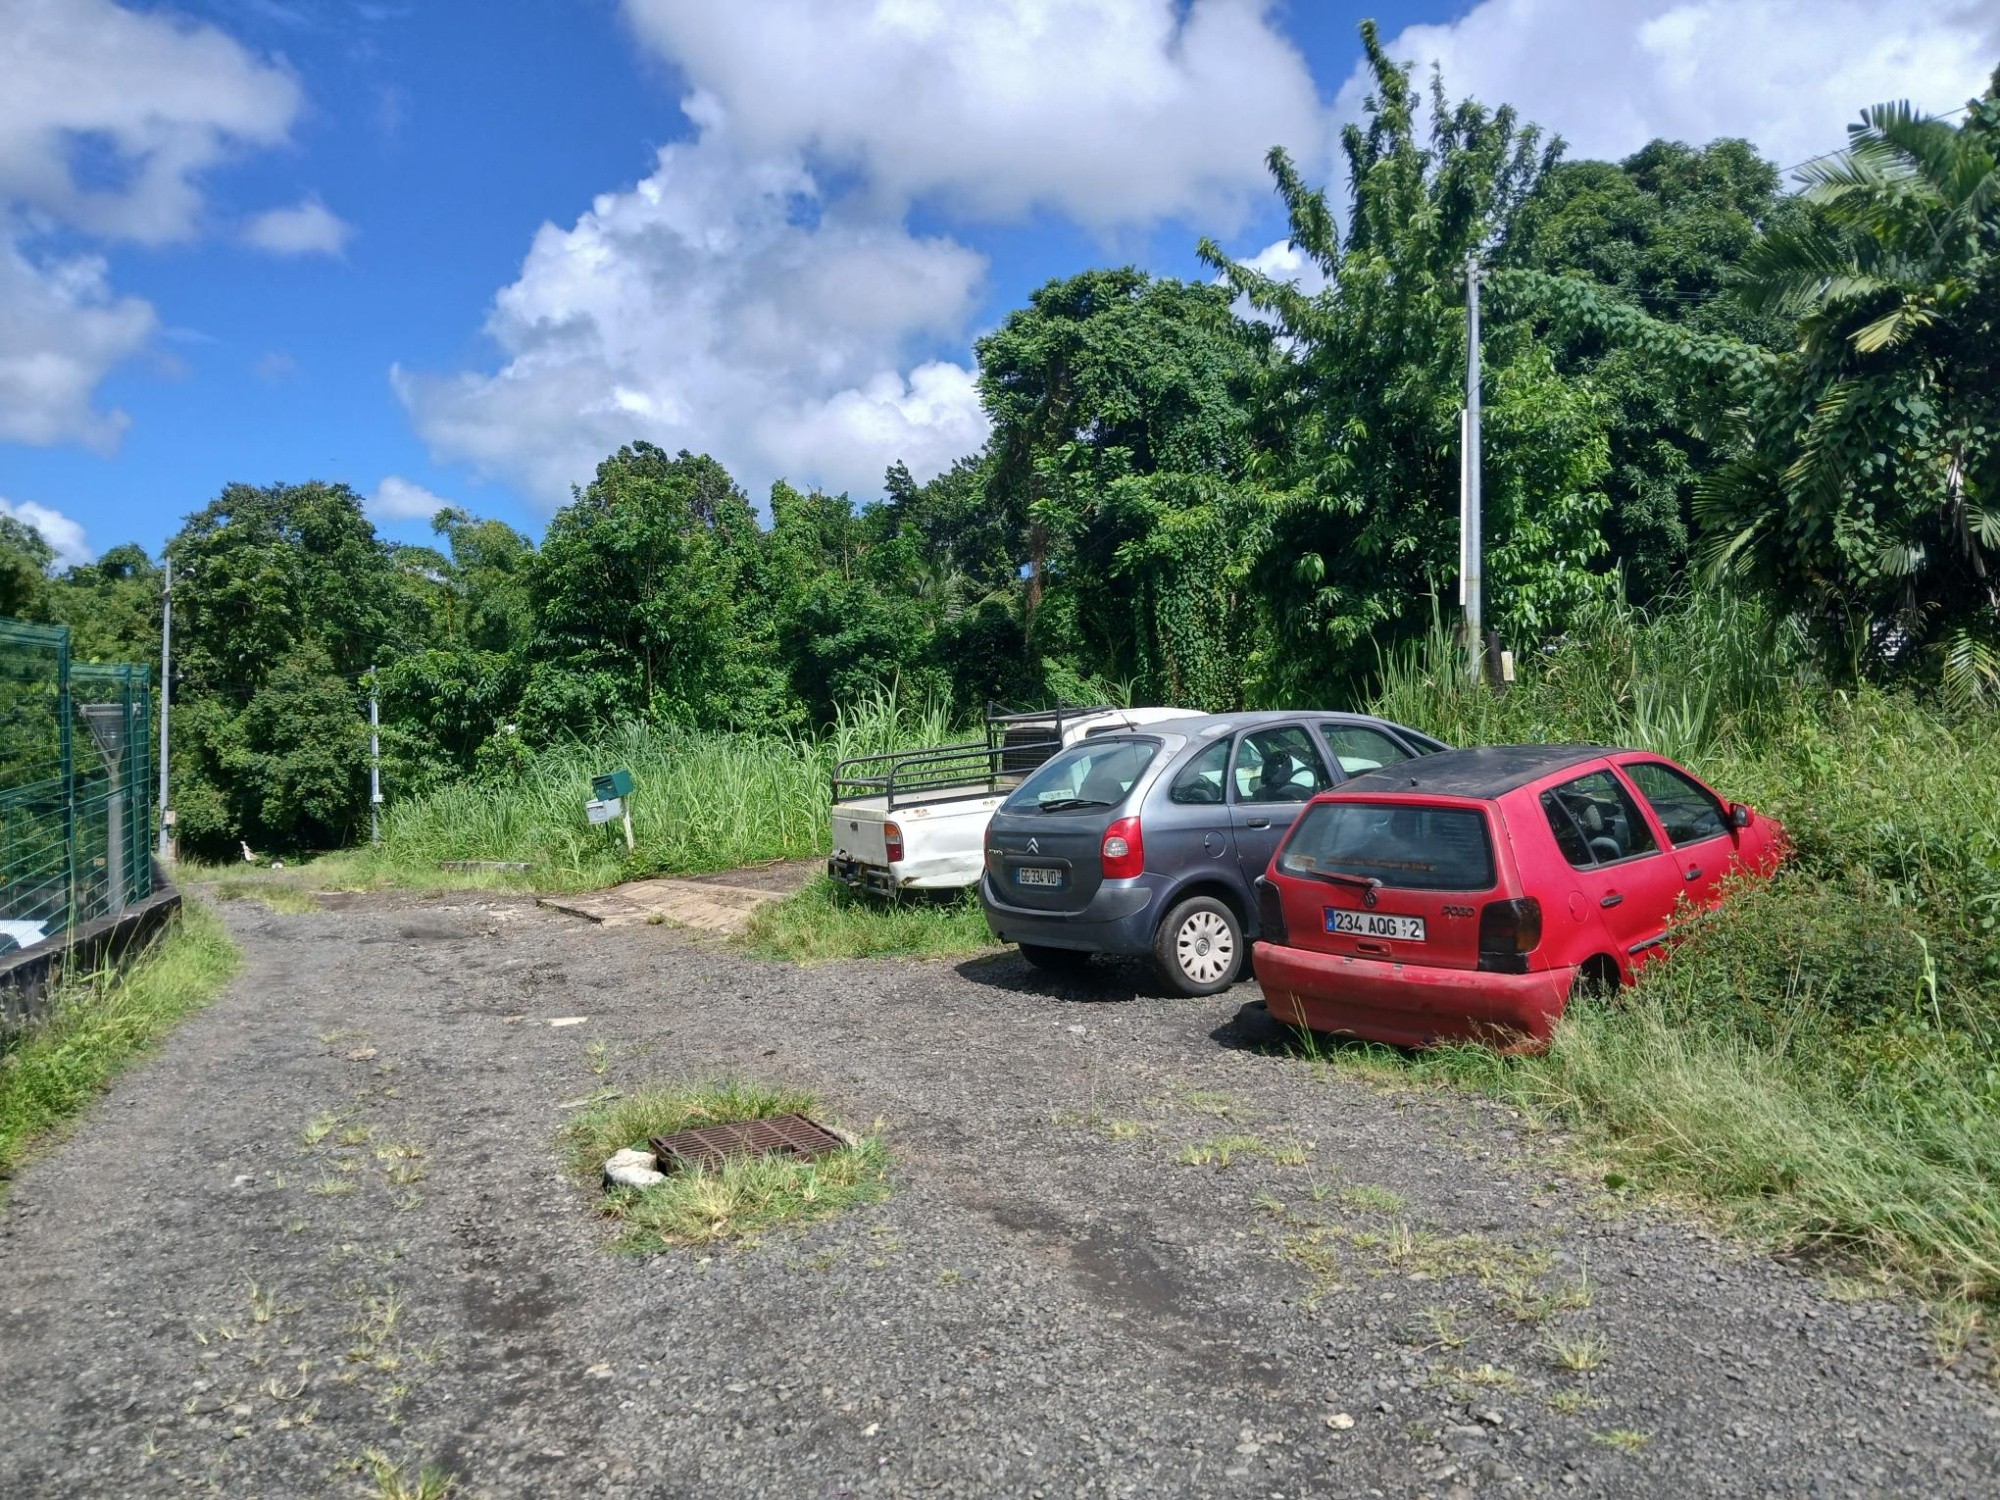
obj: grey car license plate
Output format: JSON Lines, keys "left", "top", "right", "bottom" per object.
{"left": 1015, "top": 866, "right": 1064, "bottom": 888}
{"left": 1325, "top": 909, "right": 1425, "bottom": 941}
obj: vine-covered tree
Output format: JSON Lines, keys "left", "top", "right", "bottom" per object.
{"left": 1506, "top": 139, "right": 1802, "bottom": 600}
{"left": 977, "top": 267, "right": 1262, "bottom": 708}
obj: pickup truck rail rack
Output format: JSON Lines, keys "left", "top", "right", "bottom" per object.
{"left": 830, "top": 702, "right": 1117, "bottom": 810}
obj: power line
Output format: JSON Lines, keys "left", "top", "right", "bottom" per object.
{"left": 1775, "top": 102, "right": 1971, "bottom": 180}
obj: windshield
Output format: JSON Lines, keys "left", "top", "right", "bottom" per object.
{"left": 1000, "top": 738, "right": 1160, "bottom": 813}
{"left": 1277, "top": 801, "right": 1496, "bottom": 891}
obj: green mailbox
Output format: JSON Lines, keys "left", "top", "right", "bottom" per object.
{"left": 592, "top": 768, "right": 634, "bottom": 801}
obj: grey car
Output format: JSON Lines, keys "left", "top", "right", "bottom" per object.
{"left": 979, "top": 711, "right": 1447, "bottom": 995}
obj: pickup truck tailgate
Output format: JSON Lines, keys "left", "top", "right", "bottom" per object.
{"left": 832, "top": 801, "right": 893, "bottom": 866}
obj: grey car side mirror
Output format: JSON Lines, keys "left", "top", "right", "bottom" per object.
{"left": 1729, "top": 802, "right": 1752, "bottom": 829}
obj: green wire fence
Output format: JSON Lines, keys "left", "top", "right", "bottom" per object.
{"left": 0, "top": 619, "right": 153, "bottom": 951}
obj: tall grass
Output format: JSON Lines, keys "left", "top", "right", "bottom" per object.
{"left": 0, "top": 901, "right": 240, "bottom": 1178}
{"left": 352, "top": 683, "right": 957, "bottom": 889}
{"left": 1360, "top": 592, "right": 2000, "bottom": 1307}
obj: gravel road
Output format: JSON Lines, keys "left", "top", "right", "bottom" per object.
{"left": 2, "top": 890, "right": 1995, "bottom": 1499}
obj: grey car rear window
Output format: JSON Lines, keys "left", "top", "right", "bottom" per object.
{"left": 1001, "top": 739, "right": 1160, "bottom": 812}
{"left": 1278, "top": 802, "right": 1497, "bottom": 891}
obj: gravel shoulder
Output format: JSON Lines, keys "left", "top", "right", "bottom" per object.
{"left": 2, "top": 890, "right": 1995, "bottom": 1499}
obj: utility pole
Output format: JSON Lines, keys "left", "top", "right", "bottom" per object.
{"left": 157, "top": 558, "right": 172, "bottom": 858}
{"left": 1463, "top": 252, "right": 1484, "bottom": 684}
{"left": 368, "top": 668, "right": 382, "bottom": 844}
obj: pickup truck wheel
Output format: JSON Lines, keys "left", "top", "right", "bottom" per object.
{"left": 1153, "top": 896, "right": 1243, "bottom": 996}
{"left": 1019, "top": 944, "right": 1093, "bottom": 975}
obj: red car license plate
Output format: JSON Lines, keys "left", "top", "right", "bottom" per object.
{"left": 1325, "top": 909, "right": 1425, "bottom": 941}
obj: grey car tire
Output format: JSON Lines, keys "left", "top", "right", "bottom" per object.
{"left": 1153, "top": 895, "right": 1243, "bottom": 996}
{"left": 1019, "top": 943, "right": 1093, "bottom": 975}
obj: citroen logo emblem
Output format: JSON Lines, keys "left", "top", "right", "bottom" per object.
{"left": 1027, "top": 837, "right": 1040, "bottom": 854}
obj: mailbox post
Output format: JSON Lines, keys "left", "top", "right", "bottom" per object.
{"left": 588, "top": 769, "right": 636, "bottom": 853}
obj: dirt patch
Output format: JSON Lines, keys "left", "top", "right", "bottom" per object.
{"left": 2, "top": 892, "right": 1996, "bottom": 1498}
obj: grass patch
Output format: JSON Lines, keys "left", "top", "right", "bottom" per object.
{"left": 0, "top": 901, "right": 239, "bottom": 1180}
{"left": 209, "top": 877, "right": 320, "bottom": 913}
{"left": 742, "top": 876, "right": 996, "bottom": 963}
{"left": 561, "top": 1079, "right": 888, "bottom": 1250}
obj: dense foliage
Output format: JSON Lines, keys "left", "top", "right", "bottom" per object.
{"left": 8, "top": 35, "right": 1995, "bottom": 858}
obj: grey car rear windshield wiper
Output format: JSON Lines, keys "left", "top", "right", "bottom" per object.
{"left": 1036, "top": 796, "right": 1114, "bottom": 812}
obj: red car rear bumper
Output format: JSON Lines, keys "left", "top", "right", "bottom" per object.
{"left": 1254, "top": 942, "right": 1575, "bottom": 1050}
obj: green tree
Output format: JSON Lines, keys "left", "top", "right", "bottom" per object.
{"left": 376, "top": 510, "right": 536, "bottom": 788}
{"left": 166, "top": 481, "right": 401, "bottom": 853}
{"left": 1203, "top": 22, "right": 1611, "bottom": 702}
{"left": 521, "top": 444, "right": 786, "bottom": 738}
{"left": 49, "top": 544, "right": 162, "bottom": 663}
{"left": 0, "top": 515, "right": 54, "bottom": 620}
{"left": 976, "top": 267, "right": 1262, "bottom": 707}
{"left": 1699, "top": 75, "right": 2000, "bottom": 700}
{"left": 1506, "top": 139, "right": 1801, "bottom": 599}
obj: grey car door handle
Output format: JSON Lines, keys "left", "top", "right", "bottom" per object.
{"left": 1600, "top": 893, "right": 1623, "bottom": 908}
{"left": 1246, "top": 816, "right": 1272, "bottom": 829}
{"left": 1685, "top": 865, "right": 1703, "bottom": 880}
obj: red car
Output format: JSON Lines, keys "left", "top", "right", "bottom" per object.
{"left": 1251, "top": 745, "right": 1784, "bottom": 1050}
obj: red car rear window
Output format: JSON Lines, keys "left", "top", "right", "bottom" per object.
{"left": 1277, "top": 802, "right": 1496, "bottom": 891}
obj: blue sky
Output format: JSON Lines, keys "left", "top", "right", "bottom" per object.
{"left": 0, "top": 0, "right": 1990, "bottom": 565}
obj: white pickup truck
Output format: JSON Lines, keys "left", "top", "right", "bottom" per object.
{"left": 827, "top": 703, "right": 1195, "bottom": 895}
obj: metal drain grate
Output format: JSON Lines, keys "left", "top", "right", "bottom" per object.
{"left": 648, "top": 1113, "right": 847, "bottom": 1174}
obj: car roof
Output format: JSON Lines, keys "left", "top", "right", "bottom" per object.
{"left": 1338, "top": 744, "right": 1612, "bottom": 799}
{"left": 1133, "top": 709, "right": 1411, "bottom": 738}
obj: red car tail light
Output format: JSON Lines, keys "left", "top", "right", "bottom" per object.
{"left": 883, "top": 821, "right": 904, "bottom": 863}
{"left": 1477, "top": 897, "right": 1542, "bottom": 973}
{"left": 1100, "top": 816, "right": 1144, "bottom": 879}
{"left": 1254, "top": 876, "right": 1288, "bottom": 946}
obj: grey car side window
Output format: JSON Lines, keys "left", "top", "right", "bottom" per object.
{"left": 1231, "top": 726, "right": 1330, "bottom": 804}
{"left": 1169, "top": 737, "right": 1231, "bottom": 805}
{"left": 1318, "top": 724, "right": 1413, "bottom": 776}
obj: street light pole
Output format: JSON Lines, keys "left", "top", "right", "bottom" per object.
{"left": 369, "top": 668, "right": 382, "bottom": 845}
{"left": 1463, "top": 252, "right": 1484, "bottom": 684}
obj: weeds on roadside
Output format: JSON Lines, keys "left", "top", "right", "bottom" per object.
{"left": 743, "top": 877, "right": 995, "bottom": 964}
{"left": 0, "top": 902, "right": 239, "bottom": 1179}
{"left": 212, "top": 879, "right": 320, "bottom": 914}
{"left": 1540, "top": 1331, "right": 1611, "bottom": 1372}
{"left": 360, "top": 1448, "right": 456, "bottom": 1500}
{"left": 562, "top": 1079, "right": 888, "bottom": 1251}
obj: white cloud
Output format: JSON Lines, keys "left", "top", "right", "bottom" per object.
{"left": 396, "top": 119, "right": 991, "bottom": 506}
{"left": 1239, "top": 237, "right": 1328, "bottom": 295}
{"left": 0, "top": 497, "right": 92, "bottom": 568}
{"left": 369, "top": 476, "right": 452, "bottom": 524}
{"left": 243, "top": 197, "right": 353, "bottom": 257}
{"left": 406, "top": 1, "right": 1331, "bottom": 508}
{"left": 1339, "top": 1, "right": 1999, "bottom": 176}
{"left": 0, "top": 0, "right": 303, "bottom": 451}
{"left": 0, "top": 241, "right": 155, "bottom": 449}
{"left": 0, "top": 0, "right": 301, "bottom": 245}
{"left": 620, "top": 0, "right": 1325, "bottom": 229}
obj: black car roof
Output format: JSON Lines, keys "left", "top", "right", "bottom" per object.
{"left": 1338, "top": 744, "right": 1611, "bottom": 799}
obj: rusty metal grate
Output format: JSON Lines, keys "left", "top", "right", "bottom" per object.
{"left": 648, "top": 1113, "right": 847, "bottom": 1174}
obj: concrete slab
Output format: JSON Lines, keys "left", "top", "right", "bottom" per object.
{"left": 538, "top": 860, "right": 816, "bottom": 936}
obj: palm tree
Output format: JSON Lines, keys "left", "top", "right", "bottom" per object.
{"left": 1700, "top": 73, "right": 2000, "bottom": 703}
